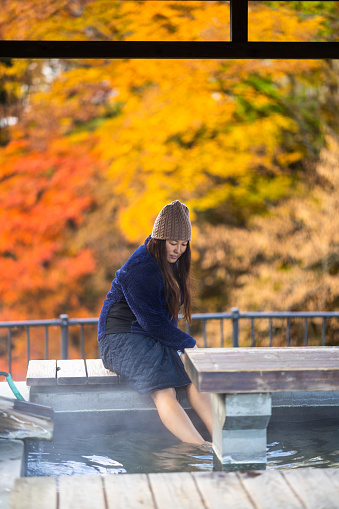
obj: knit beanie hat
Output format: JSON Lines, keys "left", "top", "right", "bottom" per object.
{"left": 152, "top": 200, "right": 192, "bottom": 241}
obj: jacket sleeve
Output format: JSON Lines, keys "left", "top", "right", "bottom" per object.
{"left": 122, "top": 263, "right": 196, "bottom": 349}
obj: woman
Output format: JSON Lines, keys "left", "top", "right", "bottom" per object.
{"left": 98, "top": 200, "right": 212, "bottom": 445}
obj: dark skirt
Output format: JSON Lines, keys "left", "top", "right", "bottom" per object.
{"left": 99, "top": 333, "right": 192, "bottom": 395}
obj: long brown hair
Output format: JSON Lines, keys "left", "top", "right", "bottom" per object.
{"left": 147, "top": 238, "right": 192, "bottom": 324}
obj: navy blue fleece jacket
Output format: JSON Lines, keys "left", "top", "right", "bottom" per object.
{"left": 97, "top": 236, "right": 196, "bottom": 349}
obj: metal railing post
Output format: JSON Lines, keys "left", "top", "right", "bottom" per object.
{"left": 26, "top": 326, "right": 30, "bottom": 364}
{"left": 220, "top": 319, "right": 224, "bottom": 348}
{"left": 203, "top": 320, "right": 207, "bottom": 348}
{"left": 7, "top": 328, "right": 12, "bottom": 374}
{"left": 45, "top": 325, "right": 49, "bottom": 360}
{"left": 80, "top": 325, "right": 85, "bottom": 359}
{"left": 231, "top": 307, "right": 239, "bottom": 347}
{"left": 60, "top": 314, "right": 69, "bottom": 359}
{"left": 322, "top": 318, "right": 326, "bottom": 346}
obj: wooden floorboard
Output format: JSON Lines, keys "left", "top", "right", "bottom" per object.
{"left": 10, "top": 469, "right": 339, "bottom": 509}
{"left": 10, "top": 477, "right": 57, "bottom": 509}
{"left": 237, "top": 470, "right": 301, "bottom": 509}
{"left": 58, "top": 475, "right": 106, "bottom": 509}
{"left": 26, "top": 359, "right": 57, "bottom": 386}
{"left": 281, "top": 469, "right": 339, "bottom": 509}
{"left": 56, "top": 359, "right": 87, "bottom": 385}
{"left": 85, "top": 359, "right": 119, "bottom": 384}
{"left": 325, "top": 468, "right": 339, "bottom": 489}
{"left": 149, "top": 472, "right": 205, "bottom": 509}
{"left": 104, "top": 474, "right": 155, "bottom": 509}
{"left": 193, "top": 471, "right": 255, "bottom": 508}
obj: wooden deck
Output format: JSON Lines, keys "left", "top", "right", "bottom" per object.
{"left": 10, "top": 468, "right": 339, "bottom": 509}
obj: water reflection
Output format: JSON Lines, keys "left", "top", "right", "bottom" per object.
{"left": 152, "top": 442, "right": 213, "bottom": 471}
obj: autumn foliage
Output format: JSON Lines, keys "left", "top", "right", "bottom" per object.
{"left": 1, "top": 1, "right": 339, "bottom": 376}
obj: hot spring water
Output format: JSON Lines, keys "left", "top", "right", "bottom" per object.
{"left": 25, "top": 408, "right": 339, "bottom": 476}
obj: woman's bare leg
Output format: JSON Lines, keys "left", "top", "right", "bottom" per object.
{"left": 185, "top": 383, "right": 213, "bottom": 438}
{"left": 180, "top": 352, "right": 213, "bottom": 439}
{"left": 150, "top": 387, "right": 205, "bottom": 445}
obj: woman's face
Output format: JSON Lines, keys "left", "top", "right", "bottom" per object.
{"left": 165, "top": 240, "right": 188, "bottom": 263}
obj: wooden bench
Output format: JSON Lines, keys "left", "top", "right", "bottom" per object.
{"left": 26, "top": 359, "right": 189, "bottom": 412}
{"left": 184, "top": 346, "right": 339, "bottom": 470}
{"left": 26, "top": 359, "right": 119, "bottom": 386}
{"left": 26, "top": 359, "right": 130, "bottom": 412}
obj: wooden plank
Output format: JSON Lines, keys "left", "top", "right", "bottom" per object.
{"left": 186, "top": 347, "right": 339, "bottom": 370}
{"left": 193, "top": 472, "right": 254, "bottom": 508}
{"left": 237, "top": 470, "right": 301, "bottom": 509}
{"left": 104, "top": 474, "right": 155, "bottom": 509}
{"left": 323, "top": 468, "right": 339, "bottom": 489}
{"left": 184, "top": 347, "right": 339, "bottom": 393}
{"left": 86, "top": 359, "right": 119, "bottom": 384}
{"left": 59, "top": 475, "right": 105, "bottom": 509}
{"left": 282, "top": 469, "right": 339, "bottom": 509}
{"left": 197, "top": 370, "right": 339, "bottom": 393}
{"left": 149, "top": 472, "right": 205, "bottom": 509}
{"left": 57, "top": 359, "right": 87, "bottom": 385}
{"left": 26, "top": 359, "right": 57, "bottom": 386}
{"left": 10, "top": 477, "right": 57, "bottom": 509}
{"left": 1, "top": 41, "right": 339, "bottom": 60}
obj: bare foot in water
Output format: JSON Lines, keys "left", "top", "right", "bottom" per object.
{"left": 199, "top": 441, "right": 213, "bottom": 451}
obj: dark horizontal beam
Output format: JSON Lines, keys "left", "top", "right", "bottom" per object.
{"left": 1, "top": 41, "right": 339, "bottom": 59}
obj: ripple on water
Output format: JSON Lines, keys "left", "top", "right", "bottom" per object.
{"left": 267, "top": 418, "right": 339, "bottom": 469}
